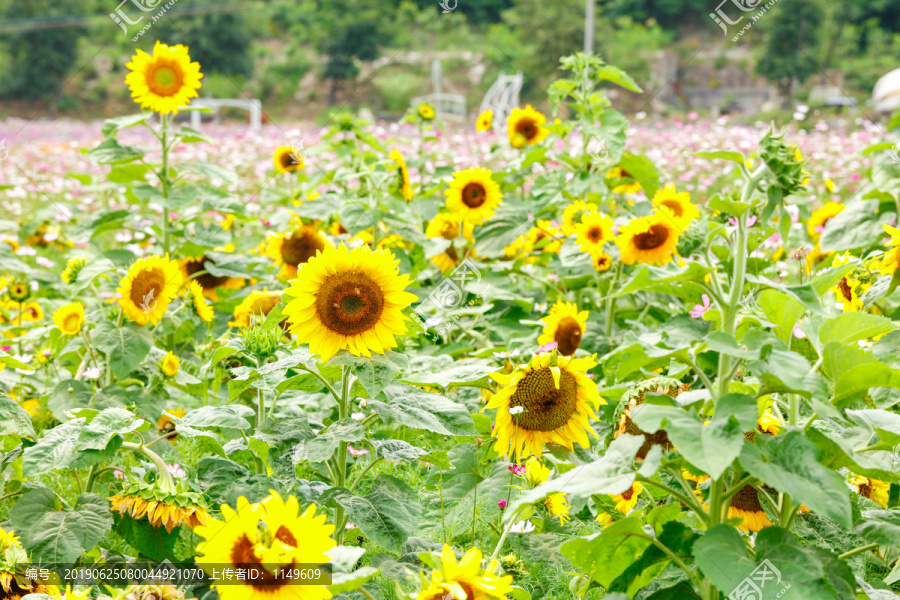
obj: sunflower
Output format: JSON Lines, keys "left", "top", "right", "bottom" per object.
{"left": 273, "top": 146, "right": 305, "bottom": 174}
{"left": 61, "top": 257, "right": 85, "bottom": 284}
{"left": 575, "top": 212, "right": 614, "bottom": 254}
{"left": 266, "top": 225, "right": 329, "bottom": 280}
{"left": 476, "top": 110, "right": 494, "bottom": 132}
{"left": 52, "top": 302, "right": 85, "bottom": 336}
{"left": 229, "top": 290, "right": 283, "bottom": 328}
{"left": 849, "top": 475, "right": 890, "bottom": 508}
{"left": 21, "top": 301, "right": 43, "bottom": 321}
{"left": 606, "top": 167, "right": 642, "bottom": 194}
{"left": 721, "top": 486, "right": 773, "bottom": 533}
{"left": 614, "top": 377, "right": 688, "bottom": 460}
{"left": 545, "top": 493, "right": 571, "bottom": 524}
{"left": 160, "top": 351, "right": 180, "bottom": 378}
{"left": 610, "top": 481, "right": 642, "bottom": 514}
{"left": 118, "top": 255, "right": 183, "bottom": 325}
{"left": 0, "top": 525, "right": 59, "bottom": 598}
{"left": 524, "top": 220, "right": 563, "bottom": 255}
{"left": 389, "top": 150, "right": 414, "bottom": 201}
{"left": 829, "top": 253, "right": 869, "bottom": 312}
{"left": 195, "top": 491, "right": 335, "bottom": 600}
{"left": 125, "top": 41, "right": 203, "bottom": 115}
{"left": 523, "top": 457, "right": 550, "bottom": 485}
{"left": 507, "top": 105, "right": 549, "bottom": 146}
{"left": 807, "top": 202, "right": 844, "bottom": 240}
{"left": 418, "top": 103, "right": 435, "bottom": 120}
{"left": 616, "top": 209, "right": 680, "bottom": 266}
{"left": 561, "top": 200, "right": 598, "bottom": 236}
{"left": 756, "top": 412, "right": 781, "bottom": 435}
{"left": 111, "top": 490, "right": 210, "bottom": 533}
{"left": 445, "top": 168, "right": 503, "bottom": 225}
{"left": 682, "top": 467, "right": 709, "bottom": 484}
{"left": 430, "top": 247, "right": 464, "bottom": 274}
{"left": 426, "top": 212, "right": 475, "bottom": 242}
{"left": 651, "top": 184, "right": 698, "bottom": 228}
{"left": 185, "top": 280, "right": 214, "bottom": 322}
{"left": 486, "top": 352, "right": 605, "bottom": 460}
{"left": 8, "top": 281, "right": 29, "bottom": 303}
{"left": 591, "top": 251, "right": 613, "bottom": 272}
{"left": 416, "top": 545, "right": 513, "bottom": 600}
{"left": 283, "top": 244, "right": 417, "bottom": 363}
{"left": 180, "top": 255, "right": 244, "bottom": 299}
{"left": 879, "top": 223, "right": 900, "bottom": 275}
{"left": 537, "top": 302, "right": 588, "bottom": 357}
{"left": 157, "top": 407, "right": 187, "bottom": 434}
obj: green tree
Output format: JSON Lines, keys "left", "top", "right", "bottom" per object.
{"left": 0, "top": 0, "right": 92, "bottom": 103}
{"left": 755, "top": 0, "right": 822, "bottom": 109}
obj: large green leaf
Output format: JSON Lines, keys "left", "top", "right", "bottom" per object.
{"left": 75, "top": 408, "right": 144, "bottom": 451}
{"left": 0, "top": 395, "right": 35, "bottom": 440}
{"left": 94, "top": 323, "right": 152, "bottom": 380}
{"left": 292, "top": 419, "right": 364, "bottom": 464}
{"left": 561, "top": 516, "right": 650, "bottom": 589}
{"left": 115, "top": 513, "right": 179, "bottom": 561}
{"left": 608, "top": 521, "right": 699, "bottom": 595}
{"left": 400, "top": 359, "right": 491, "bottom": 388}
{"left": 617, "top": 152, "right": 660, "bottom": 198}
{"left": 369, "top": 384, "right": 476, "bottom": 437}
{"left": 692, "top": 525, "right": 753, "bottom": 592}
{"left": 327, "top": 546, "right": 380, "bottom": 594}
{"left": 324, "top": 475, "right": 422, "bottom": 554}
{"left": 197, "top": 457, "right": 285, "bottom": 506}
{"left": 757, "top": 289, "right": 806, "bottom": 342}
{"left": 181, "top": 405, "right": 255, "bottom": 430}
{"left": 331, "top": 351, "right": 408, "bottom": 396}
{"left": 832, "top": 363, "right": 900, "bottom": 406}
{"left": 23, "top": 419, "right": 84, "bottom": 476}
{"left": 856, "top": 509, "right": 900, "bottom": 546}
{"left": 739, "top": 432, "right": 851, "bottom": 527}
{"left": 819, "top": 312, "right": 895, "bottom": 347}
{"left": 613, "top": 261, "right": 711, "bottom": 298}
{"left": 819, "top": 199, "right": 894, "bottom": 252}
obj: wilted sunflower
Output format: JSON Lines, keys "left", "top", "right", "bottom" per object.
{"left": 416, "top": 545, "right": 513, "bottom": 600}
{"left": 419, "top": 103, "right": 436, "bottom": 120}
{"left": 185, "top": 280, "right": 214, "bottom": 322}
{"left": 195, "top": 491, "right": 335, "bottom": 600}
{"left": 616, "top": 209, "right": 680, "bottom": 266}
{"left": 52, "top": 302, "right": 85, "bottom": 336}
{"left": 125, "top": 41, "right": 203, "bottom": 115}
{"left": 266, "top": 225, "right": 329, "bottom": 279}
{"left": 591, "top": 251, "right": 613, "bottom": 272}
{"left": 476, "top": 109, "right": 494, "bottom": 132}
{"left": 807, "top": 201, "right": 844, "bottom": 240}
{"left": 389, "top": 150, "right": 414, "bottom": 201}
{"left": 283, "top": 244, "right": 417, "bottom": 363}
{"left": 445, "top": 167, "right": 503, "bottom": 225}
{"left": 486, "top": 352, "right": 605, "bottom": 460}
{"left": 610, "top": 481, "right": 642, "bottom": 514}
{"left": 537, "top": 302, "right": 588, "bottom": 357}
{"left": 118, "top": 255, "right": 183, "bottom": 325}
{"left": 179, "top": 255, "right": 243, "bottom": 299}
{"left": 229, "top": 290, "right": 283, "bottom": 328}
{"left": 111, "top": 488, "right": 210, "bottom": 534}
{"left": 160, "top": 351, "right": 180, "bottom": 377}
{"left": 7, "top": 281, "right": 29, "bottom": 303}
{"left": 575, "top": 212, "right": 614, "bottom": 254}
{"left": 507, "top": 105, "right": 549, "bottom": 146}
{"left": 651, "top": 184, "right": 698, "bottom": 228}
{"left": 606, "top": 167, "right": 642, "bottom": 194}
{"left": 614, "top": 377, "right": 688, "bottom": 460}
{"left": 561, "top": 200, "right": 598, "bottom": 236}
{"left": 273, "top": 146, "right": 305, "bottom": 174}
{"left": 848, "top": 475, "right": 889, "bottom": 508}
{"left": 61, "top": 256, "right": 86, "bottom": 284}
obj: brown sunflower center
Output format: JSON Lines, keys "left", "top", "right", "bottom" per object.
{"left": 186, "top": 257, "right": 229, "bottom": 290}
{"left": 516, "top": 119, "right": 537, "bottom": 140}
{"left": 632, "top": 225, "right": 670, "bottom": 251}
{"left": 661, "top": 200, "right": 683, "bottom": 217}
{"left": 553, "top": 316, "right": 582, "bottom": 356}
{"left": 587, "top": 226, "right": 604, "bottom": 243}
{"left": 462, "top": 183, "right": 487, "bottom": 208}
{"left": 280, "top": 151, "right": 299, "bottom": 168}
{"left": 729, "top": 485, "right": 763, "bottom": 513}
{"left": 509, "top": 367, "right": 578, "bottom": 432}
{"left": 282, "top": 230, "right": 325, "bottom": 266}
{"left": 148, "top": 63, "right": 183, "bottom": 97}
{"left": 621, "top": 487, "right": 634, "bottom": 501}
{"left": 129, "top": 268, "right": 166, "bottom": 309}
{"left": 596, "top": 255, "right": 610, "bottom": 269}
{"left": 837, "top": 278, "right": 853, "bottom": 302}
{"left": 230, "top": 532, "right": 295, "bottom": 591}
{"left": 315, "top": 271, "right": 385, "bottom": 336}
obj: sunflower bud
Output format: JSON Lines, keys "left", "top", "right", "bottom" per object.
{"left": 61, "top": 256, "right": 86, "bottom": 284}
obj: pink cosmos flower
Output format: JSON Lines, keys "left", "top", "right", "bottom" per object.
{"left": 498, "top": 500, "right": 507, "bottom": 509}
{"left": 690, "top": 294, "right": 712, "bottom": 318}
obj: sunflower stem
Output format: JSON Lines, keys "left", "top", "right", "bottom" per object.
{"left": 159, "top": 113, "right": 172, "bottom": 255}
{"left": 121, "top": 442, "right": 176, "bottom": 494}
{"left": 604, "top": 262, "right": 623, "bottom": 338}
{"left": 490, "top": 506, "right": 523, "bottom": 561}
{"left": 333, "top": 365, "right": 352, "bottom": 545}
{"left": 838, "top": 542, "right": 879, "bottom": 560}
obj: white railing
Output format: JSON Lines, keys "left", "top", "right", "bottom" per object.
{"left": 480, "top": 71, "right": 523, "bottom": 129}
{"left": 873, "top": 68, "right": 900, "bottom": 113}
{"left": 189, "top": 98, "right": 263, "bottom": 130}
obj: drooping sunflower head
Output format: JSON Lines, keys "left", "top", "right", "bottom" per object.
{"left": 8, "top": 281, "right": 29, "bottom": 303}
{"left": 265, "top": 225, "right": 329, "bottom": 279}
{"left": 561, "top": 200, "right": 598, "bottom": 235}
{"left": 111, "top": 485, "right": 210, "bottom": 534}
{"left": 273, "top": 146, "right": 305, "bottom": 174}
{"left": 724, "top": 485, "right": 773, "bottom": 533}
{"left": 486, "top": 352, "right": 605, "bottom": 460}
{"left": 419, "top": 103, "right": 436, "bottom": 120}
{"left": 615, "top": 209, "right": 680, "bottom": 266}
{"left": 185, "top": 280, "right": 214, "bottom": 322}
{"left": 160, "top": 351, "right": 180, "bottom": 378}
{"left": 537, "top": 302, "right": 588, "bottom": 357}
{"left": 807, "top": 201, "right": 844, "bottom": 240}
{"left": 445, "top": 167, "right": 503, "bottom": 225}
{"left": 591, "top": 250, "right": 613, "bottom": 272}
{"left": 283, "top": 244, "right": 418, "bottom": 363}
{"left": 125, "top": 41, "right": 203, "bottom": 115}
{"left": 389, "top": 149, "right": 414, "bottom": 201}
{"left": 615, "top": 377, "right": 688, "bottom": 460}
{"left": 651, "top": 184, "right": 698, "bottom": 228}
{"left": 61, "top": 256, "right": 86, "bottom": 284}
{"left": 575, "top": 212, "right": 615, "bottom": 254}
{"left": 476, "top": 109, "right": 494, "bottom": 132}
{"left": 606, "top": 167, "right": 642, "bottom": 194}
{"left": 229, "top": 289, "right": 283, "bottom": 328}
{"left": 195, "top": 491, "right": 335, "bottom": 599}
{"left": 52, "top": 302, "right": 85, "bottom": 336}
{"left": 117, "top": 255, "right": 183, "bottom": 325}
{"left": 507, "top": 105, "right": 549, "bottom": 146}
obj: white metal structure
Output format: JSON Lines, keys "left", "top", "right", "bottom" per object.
{"left": 873, "top": 69, "right": 900, "bottom": 113}
{"left": 411, "top": 60, "right": 467, "bottom": 122}
{"left": 479, "top": 71, "right": 523, "bottom": 129}
{"left": 189, "top": 98, "right": 263, "bottom": 130}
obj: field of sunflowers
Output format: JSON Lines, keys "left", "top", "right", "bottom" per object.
{"left": 2, "top": 40, "right": 900, "bottom": 600}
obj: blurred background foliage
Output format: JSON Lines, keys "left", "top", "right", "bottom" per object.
{"left": 0, "top": 0, "right": 899, "bottom": 119}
